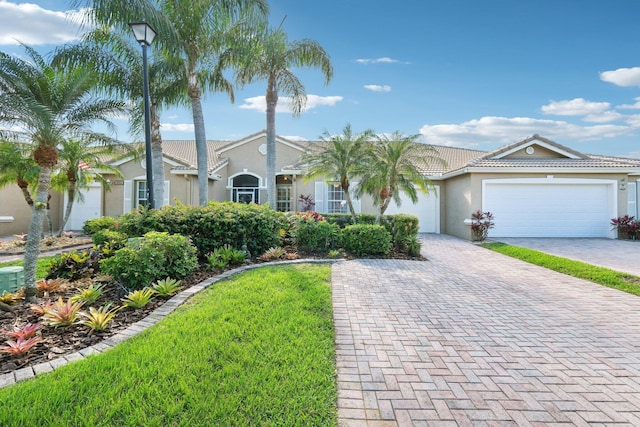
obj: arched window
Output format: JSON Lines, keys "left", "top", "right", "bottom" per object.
{"left": 231, "top": 174, "right": 260, "bottom": 204}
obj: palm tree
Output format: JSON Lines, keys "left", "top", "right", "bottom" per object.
{"left": 0, "top": 45, "right": 126, "bottom": 302}
{"left": 358, "top": 132, "right": 444, "bottom": 222}
{"left": 56, "top": 27, "right": 187, "bottom": 207}
{"left": 77, "top": 0, "right": 269, "bottom": 206}
{"left": 51, "top": 138, "right": 123, "bottom": 234}
{"left": 0, "top": 141, "right": 40, "bottom": 207}
{"left": 232, "top": 23, "right": 333, "bottom": 209}
{"left": 301, "top": 124, "right": 373, "bottom": 223}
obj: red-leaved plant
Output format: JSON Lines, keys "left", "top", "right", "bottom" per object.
{"left": 470, "top": 210, "right": 495, "bottom": 242}
{"left": 3, "top": 323, "right": 41, "bottom": 340}
{"left": 611, "top": 215, "right": 639, "bottom": 240}
{"left": 0, "top": 337, "right": 43, "bottom": 356}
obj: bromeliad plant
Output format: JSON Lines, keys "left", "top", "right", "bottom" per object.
{"left": 121, "top": 288, "right": 155, "bottom": 309}
{"left": 207, "top": 245, "right": 247, "bottom": 270}
{"left": 78, "top": 304, "right": 121, "bottom": 332}
{"left": 42, "top": 297, "right": 84, "bottom": 327}
{"left": 3, "top": 323, "right": 41, "bottom": 340}
{"left": 470, "top": 211, "right": 495, "bottom": 242}
{"left": 70, "top": 283, "right": 104, "bottom": 304}
{"left": 151, "top": 278, "right": 182, "bottom": 298}
{"left": 0, "top": 337, "right": 43, "bottom": 356}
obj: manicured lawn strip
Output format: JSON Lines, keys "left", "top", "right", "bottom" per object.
{"left": 0, "top": 256, "right": 54, "bottom": 280}
{"left": 0, "top": 264, "right": 337, "bottom": 427}
{"left": 482, "top": 242, "right": 640, "bottom": 296}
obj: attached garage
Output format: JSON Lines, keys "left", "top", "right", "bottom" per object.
{"left": 64, "top": 183, "right": 103, "bottom": 231}
{"left": 483, "top": 178, "right": 616, "bottom": 238}
{"left": 384, "top": 186, "right": 440, "bottom": 233}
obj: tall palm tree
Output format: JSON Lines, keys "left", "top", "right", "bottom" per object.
{"left": 51, "top": 138, "right": 123, "bottom": 234}
{"left": 232, "top": 23, "right": 333, "bottom": 209}
{"left": 358, "top": 132, "right": 444, "bottom": 221}
{"left": 301, "top": 124, "right": 373, "bottom": 223}
{"left": 56, "top": 27, "right": 187, "bottom": 207}
{"left": 78, "top": 0, "right": 269, "bottom": 206}
{"left": 0, "top": 141, "right": 40, "bottom": 207}
{"left": 0, "top": 45, "right": 126, "bottom": 302}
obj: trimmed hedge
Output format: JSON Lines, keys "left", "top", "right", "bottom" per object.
{"left": 381, "top": 214, "right": 420, "bottom": 250}
{"left": 342, "top": 224, "right": 392, "bottom": 256}
{"left": 296, "top": 220, "right": 341, "bottom": 255}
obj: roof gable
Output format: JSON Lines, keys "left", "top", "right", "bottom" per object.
{"left": 217, "top": 130, "right": 308, "bottom": 154}
{"left": 486, "top": 134, "right": 587, "bottom": 160}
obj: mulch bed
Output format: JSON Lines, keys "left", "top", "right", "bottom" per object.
{"left": 0, "top": 246, "right": 424, "bottom": 376}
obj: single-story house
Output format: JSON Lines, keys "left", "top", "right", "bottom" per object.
{"left": 1, "top": 132, "right": 639, "bottom": 240}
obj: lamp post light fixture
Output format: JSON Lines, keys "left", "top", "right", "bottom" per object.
{"left": 129, "top": 21, "right": 157, "bottom": 209}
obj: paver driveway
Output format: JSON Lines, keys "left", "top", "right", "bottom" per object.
{"left": 333, "top": 234, "right": 640, "bottom": 426}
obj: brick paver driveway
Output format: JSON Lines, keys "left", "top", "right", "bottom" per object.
{"left": 333, "top": 234, "right": 640, "bottom": 426}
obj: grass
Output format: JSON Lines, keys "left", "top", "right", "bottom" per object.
{"left": 0, "top": 256, "right": 54, "bottom": 280}
{"left": 0, "top": 264, "right": 337, "bottom": 427}
{"left": 482, "top": 242, "right": 640, "bottom": 296}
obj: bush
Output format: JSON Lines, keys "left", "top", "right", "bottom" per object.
{"left": 207, "top": 245, "right": 247, "bottom": 270}
{"left": 381, "top": 214, "right": 419, "bottom": 250}
{"left": 611, "top": 215, "right": 639, "bottom": 240}
{"left": 403, "top": 236, "right": 422, "bottom": 257}
{"left": 91, "top": 229, "right": 128, "bottom": 250}
{"left": 324, "top": 213, "right": 376, "bottom": 226}
{"left": 46, "top": 249, "right": 103, "bottom": 281}
{"left": 296, "top": 220, "right": 341, "bottom": 255}
{"left": 470, "top": 211, "right": 495, "bottom": 242}
{"left": 100, "top": 231, "right": 198, "bottom": 290}
{"left": 82, "top": 216, "right": 117, "bottom": 235}
{"left": 342, "top": 224, "right": 392, "bottom": 256}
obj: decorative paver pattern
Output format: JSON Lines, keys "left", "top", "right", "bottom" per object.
{"left": 333, "top": 234, "right": 640, "bottom": 426}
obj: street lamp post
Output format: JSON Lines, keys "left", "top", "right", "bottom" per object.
{"left": 129, "top": 21, "right": 157, "bottom": 209}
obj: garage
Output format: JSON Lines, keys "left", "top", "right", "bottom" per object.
{"left": 64, "top": 183, "right": 102, "bottom": 231}
{"left": 483, "top": 178, "right": 616, "bottom": 238}
{"left": 384, "top": 185, "right": 440, "bottom": 233}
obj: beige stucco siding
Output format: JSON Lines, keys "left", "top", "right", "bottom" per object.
{"left": 0, "top": 186, "right": 60, "bottom": 235}
{"left": 442, "top": 175, "right": 473, "bottom": 239}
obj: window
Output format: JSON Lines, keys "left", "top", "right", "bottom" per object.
{"left": 327, "top": 182, "right": 348, "bottom": 213}
{"left": 136, "top": 181, "right": 148, "bottom": 207}
{"left": 231, "top": 174, "right": 260, "bottom": 204}
{"left": 276, "top": 175, "right": 292, "bottom": 212}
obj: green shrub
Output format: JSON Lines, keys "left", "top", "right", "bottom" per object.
{"left": 324, "top": 213, "right": 376, "bottom": 226}
{"left": 82, "top": 216, "right": 117, "bottom": 235}
{"left": 296, "top": 220, "right": 341, "bottom": 254}
{"left": 342, "top": 224, "right": 392, "bottom": 256}
{"left": 46, "top": 249, "right": 103, "bottom": 281}
{"left": 91, "top": 229, "right": 128, "bottom": 249}
{"left": 100, "top": 231, "right": 198, "bottom": 290}
{"left": 207, "top": 245, "right": 247, "bottom": 270}
{"left": 381, "top": 214, "right": 420, "bottom": 250}
{"left": 403, "top": 236, "right": 422, "bottom": 257}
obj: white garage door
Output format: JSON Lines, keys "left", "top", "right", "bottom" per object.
{"left": 385, "top": 186, "right": 439, "bottom": 233}
{"left": 64, "top": 183, "right": 102, "bottom": 231}
{"left": 483, "top": 179, "right": 616, "bottom": 238}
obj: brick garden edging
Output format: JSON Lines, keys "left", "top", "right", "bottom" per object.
{"left": 0, "top": 259, "right": 337, "bottom": 389}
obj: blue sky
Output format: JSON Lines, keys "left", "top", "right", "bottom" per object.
{"left": 2, "top": 1, "right": 640, "bottom": 157}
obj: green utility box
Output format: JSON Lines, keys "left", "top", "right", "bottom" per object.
{"left": 0, "top": 266, "right": 24, "bottom": 294}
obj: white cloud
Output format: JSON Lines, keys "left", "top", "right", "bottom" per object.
{"left": 364, "top": 84, "right": 391, "bottom": 93}
{"left": 239, "top": 94, "right": 343, "bottom": 113}
{"left": 0, "top": 2, "right": 88, "bottom": 45}
{"left": 541, "top": 98, "right": 611, "bottom": 116}
{"left": 355, "top": 57, "right": 410, "bottom": 65}
{"left": 160, "top": 123, "right": 195, "bottom": 132}
{"left": 617, "top": 97, "right": 640, "bottom": 110}
{"left": 601, "top": 67, "right": 640, "bottom": 87}
{"left": 419, "top": 116, "right": 635, "bottom": 148}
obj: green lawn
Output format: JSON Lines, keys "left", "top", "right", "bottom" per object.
{"left": 482, "top": 242, "right": 640, "bottom": 296}
{"left": 0, "top": 264, "right": 337, "bottom": 427}
{"left": 0, "top": 256, "right": 54, "bottom": 280}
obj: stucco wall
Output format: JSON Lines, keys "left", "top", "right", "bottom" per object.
{"left": 0, "top": 185, "right": 63, "bottom": 235}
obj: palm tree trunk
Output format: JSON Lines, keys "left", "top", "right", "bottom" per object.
{"left": 58, "top": 183, "right": 77, "bottom": 235}
{"left": 23, "top": 166, "right": 52, "bottom": 303}
{"left": 342, "top": 183, "right": 357, "bottom": 224}
{"left": 150, "top": 103, "right": 164, "bottom": 207}
{"left": 265, "top": 80, "right": 277, "bottom": 209}
{"left": 189, "top": 72, "right": 209, "bottom": 206}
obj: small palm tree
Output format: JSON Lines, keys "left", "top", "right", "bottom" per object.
{"left": 232, "top": 22, "right": 333, "bottom": 209}
{"left": 51, "top": 138, "right": 123, "bottom": 234}
{"left": 302, "top": 124, "right": 373, "bottom": 223}
{"left": 358, "top": 132, "right": 445, "bottom": 222}
{"left": 0, "top": 141, "right": 40, "bottom": 207}
{"left": 0, "top": 45, "right": 126, "bottom": 301}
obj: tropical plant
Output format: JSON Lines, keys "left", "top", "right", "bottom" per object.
{"left": 0, "top": 45, "right": 126, "bottom": 302}
{"left": 0, "top": 289, "right": 24, "bottom": 305}
{"left": 358, "top": 132, "right": 443, "bottom": 222}
{"left": 207, "top": 245, "right": 247, "bottom": 270}
{"left": 259, "top": 246, "right": 287, "bottom": 261}
{"left": 78, "top": 0, "right": 269, "bottom": 206}
{"left": 3, "top": 323, "right": 41, "bottom": 340}
{"left": 0, "top": 337, "right": 43, "bottom": 356}
{"left": 302, "top": 124, "right": 373, "bottom": 223}
{"left": 36, "top": 278, "right": 63, "bottom": 294}
{"left": 78, "top": 303, "right": 121, "bottom": 332}
{"left": 51, "top": 138, "right": 123, "bottom": 234}
{"left": 42, "top": 297, "right": 84, "bottom": 327}
{"left": 232, "top": 22, "right": 333, "bottom": 209}
{"left": 611, "top": 215, "right": 639, "bottom": 240}
{"left": 151, "top": 277, "right": 182, "bottom": 297}
{"left": 122, "top": 288, "right": 155, "bottom": 309}
{"left": 70, "top": 283, "right": 105, "bottom": 304}
{"left": 30, "top": 301, "right": 55, "bottom": 316}
{"left": 0, "top": 141, "right": 39, "bottom": 208}
{"left": 470, "top": 210, "right": 495, "bottom": 242}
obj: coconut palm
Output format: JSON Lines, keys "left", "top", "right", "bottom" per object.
{"left": 232, "top": 23, "right": 333, "bottom": 209}
{"left": 51, "top": 138, "right": 123, "bottom": 234}
{"left": 0, "top": 141, "right": 40, "bottom": 207}
{"left": 77, "top": 0, "right": 269, "bottom": 206}
{"left": 358, "top": 132, "right": 444, "bottom": 221}
{"left": 302, "top": 124, "right": 373, "bottom": 223}
{"left": 0, "top": 45, "right": 126, "bottom": 302}
{"left": 55, "top": 27, "right": 187, "bottom": 207}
